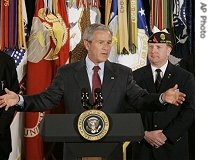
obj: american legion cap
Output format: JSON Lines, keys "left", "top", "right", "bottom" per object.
{"left": 148, "top": 26, "right": 172, "bottom": 47}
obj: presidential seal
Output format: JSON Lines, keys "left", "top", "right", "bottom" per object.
{"left": 77, "top": 110, "right": 109, "bottom": 141}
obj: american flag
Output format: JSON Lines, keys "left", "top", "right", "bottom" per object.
{"left": 5, "top": 48, "right": 25, "bottom": 66}
{"left": 137, "top": 0, "right": 149, "bottom": 35}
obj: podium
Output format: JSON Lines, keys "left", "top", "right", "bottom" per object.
{"left": 39, "top": 113, "right": 144, "bottom": 159}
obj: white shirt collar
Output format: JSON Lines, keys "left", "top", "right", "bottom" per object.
{"left": 85, "top": 56, "right": 105, "bottom": 72}
{"left": 151, "top": 61, "right": 168, "bottom": 81}
{"left": 85, "top": 56, "right": 105, "bottom": 86}
{"left": 151, "top": 61, "right": 168, "bottom": 75}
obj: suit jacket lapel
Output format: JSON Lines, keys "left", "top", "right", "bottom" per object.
{"left": 143, "top": 66, "right": 157, "bottom": 93}
{"left": 74, "top": 60, "right": 92, "bottom": 94}
{"left": 159, "top": 62, "right": 176, "bottom": 92}
{"left": 102, "top": 61, "right": 117, "bottom": 102}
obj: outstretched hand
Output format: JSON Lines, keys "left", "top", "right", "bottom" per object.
{"left": 162, "top": 84, "right": 186, "bottom": 106}
{"left": 0, "top": 88, "right": 19, "bottom": 110}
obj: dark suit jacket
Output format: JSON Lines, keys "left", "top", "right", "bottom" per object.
{"left": 132, "top": 62, "right": 195, "bottom": 160}
{"left": 18, "top": 59, "right": 166, "bottom": 159}
{"left": 0, "top": 52, "right": 20, "bottom": 159}
{"left": 21, "top": 59, "right": 165, "bottom": 113}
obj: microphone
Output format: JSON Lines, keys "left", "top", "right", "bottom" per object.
{"left": 94, "top": 88, "right": 103, "bottom": 110}
{"left": 81, "top": 88, "right": 90, "bottom": 110}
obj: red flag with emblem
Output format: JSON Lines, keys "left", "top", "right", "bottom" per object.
{"left": 25, "top": 0, "right": 69, "bottom": 159}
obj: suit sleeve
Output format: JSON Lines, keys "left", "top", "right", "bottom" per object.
{"left": 0, "top": 56, "right": 20, "bottom": 134}
{"left": 17, "top": 67, "right": 64, "bottom": 112}
{"left": 125, "top": 69, "right": 166, "bottom": 112}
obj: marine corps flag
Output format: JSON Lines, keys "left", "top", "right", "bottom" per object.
{"left": 25, "top": 0, "right": 69, "bottom": 159}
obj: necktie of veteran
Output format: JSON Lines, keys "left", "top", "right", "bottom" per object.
{"left": 92, "top": 66, "right": 101, "bottom": 101}
{"left": 155, "top": 69, "right": 162, "bottom": 92}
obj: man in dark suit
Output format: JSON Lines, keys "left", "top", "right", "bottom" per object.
{"left": 0, "top": 52, "right": 20, "bottom": 160}
{"left": 132, "top": 27, "right": 195, "bottom": 160}
{"left": 0, "top": 24, "right": 186, "bottom": 160}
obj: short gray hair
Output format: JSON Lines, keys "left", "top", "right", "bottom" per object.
{"left": 83, "top": 23, "right": 113, "bottom": 41}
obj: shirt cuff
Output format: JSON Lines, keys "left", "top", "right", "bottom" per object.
{"left": 159, "top": 93, "right": 167, "bottom": 105}
{"left": 16, "top": 95, "right": 24, "bottom": 110}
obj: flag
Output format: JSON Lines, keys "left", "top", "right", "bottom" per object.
{"left": 107, "top": 0, "right": 118, "bottom": 63}
{"left": 118, "top": 0, "right": 129, "bottom": 55}
{"left": 7, "top": 48, "right": 27, "bottom": 160}
{"left": 25, "top": 0, "right": 69, "bottom": 159}
{"left": 150, "top": 0, "right": 173, "bottom": 30}
{"left": 149, "top": 0, "right": 193, "bottom": 64}
{"left": 171, "top": 0, "right": 193, "bottom": 63}
{"left": 134, "top": 0, "right": 149, "bottom": 70}
{"left": 107, "top": 0, "right": 149, "bottom": 70}
{"left": 1, "top": 0, "right": 28, "bottom": 159}
{"left": 0, "top": 0, "right": 9, "bottom": 49}
{"left": 66, "top": 0, "right": 101, "bottom": 63}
